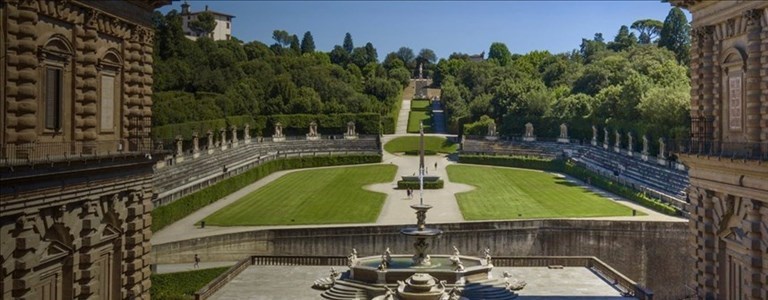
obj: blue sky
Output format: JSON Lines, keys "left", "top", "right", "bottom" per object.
{"left": 160, "top": 1, "right": 688, "bottom": 59}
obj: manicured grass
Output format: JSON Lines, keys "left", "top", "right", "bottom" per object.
{"left": 447, "top": 165, "right": 641, "bottom": 220}
{"left": 407, "top": 111, "right": 432, "bottom": 133}
{"left": 384, "top": 136, "right": 457, "bottom": 154}
{"left": 410, "top": 99, "right": 431, "bottom": 111}
{"left": 150, "top": 267, "right": 229, "bottom": 300}
{"left": 202, "top": 165, "right": 397, "bottom": 226}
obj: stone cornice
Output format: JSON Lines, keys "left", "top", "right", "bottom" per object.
{"left": 26, "top": 0, "right": 159, "bottom": 44}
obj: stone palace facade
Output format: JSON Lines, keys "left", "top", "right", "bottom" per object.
{"left": 1, "top": 0, "right": 169, "bottom": 299}
{"left": 672, "top": 1, "right": 768, "bottom": 299}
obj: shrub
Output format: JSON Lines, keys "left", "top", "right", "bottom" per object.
{"left": 152, "top": 115, "right": 262, "bottom": 141}
{"left": 458, "top": 154, "right": 678, "bottom": 215}
{"left": 151, "top": 155, "right": 382, "bottom": 232}
{"left": 397, "top": 180, "right": 444, "bottom": 189}
{"left": 150, "top": 267, "right": 229, "bottom": 300}
{"left": 268, "top": 113, "right": 381, "bottom": 135}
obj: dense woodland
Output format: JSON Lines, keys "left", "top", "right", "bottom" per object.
{"left": 151, "top": 7, "right": 691, "bottom": 142}
{"left": 443, "top": 8, "right": 692, "bottom": 144}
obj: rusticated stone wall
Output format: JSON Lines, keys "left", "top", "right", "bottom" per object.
{"left": 152, "top": 220, "right": 692, "bottom": 299}
{"left": 675, "top": 1, "right": 768, "bottom": 299}
{"left": 1, "top": 1, "right": 168, "bottom": 299}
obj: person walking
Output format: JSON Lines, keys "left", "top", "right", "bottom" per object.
{"left": 194, "top": 254, "right": 200, "bottom": 269}
{"left": 434, "top": 162, "right": 438, "bottom": 170}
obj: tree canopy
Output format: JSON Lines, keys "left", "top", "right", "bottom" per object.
{"left": 188, "top": 11, "right": 216, "bottom": 37}
{"left": 658, "top": 7, "right": 690, "bottom": 64}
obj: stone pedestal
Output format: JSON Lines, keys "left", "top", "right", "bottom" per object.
{"left": 344, "top": 134, "right": 358, "bottom": 140}
{"left": 485, "top": 136, "right": 498, "bottom": 141}
{"left": 591, "top": 140, "right": 597, "bottom": 146}
{"left": 603, "top": 143, "right": 609, "bottom": 150}
{"left": 174, "top": 156, "right": 184, "bottom": 164}
{"left": 307, "top": 135, "right": 321, "bottom": 141}
{"left": 657, "top": 158, "right": 667, "bottom": 166}
{"left": 523, "top": 136, "right": 536, "bottom": 142}
{"left": 613, "top": 146, "right": 620, "bottom": 153}
{"left": 557, "top": 138, "right": 570, "bottom": 144}
{"left": 626, "top": 151, "right": 633, "bottom": 157}
{"left": 273, "top": 135, "right": 285, "bottom": 142}
{"left": 641, "top": 154, "right": 649, "bottom": 161}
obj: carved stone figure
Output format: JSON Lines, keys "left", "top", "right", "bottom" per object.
{"left": 524, "top": 122, "right": 534, "bottom": 137}
{"left": 329, "top": 267, "right": 339, "bottom": 283}
{"left": 627, "top": 132, "right": 633, "bottom": 153}
{"left": 487, "top": 121, "right": 496, "bottom": 136}
{"left": 347, "top": 121, "right": 356, "bottom": 136}
{"left": 642, "top": 135, "right": 649, "bottom": 155}
{"left": 658, "top": 137, "right": 666, "bottom": 159}
{"left": 175, "top": 135, "right": 183, "bottom": 156}
{"left": 559, "top": 123, "right": 568, "bottom": 139}
{"left": 452, "top": 245, "right": 460, "bottom": 256}
{"left": 603, "top": 128, "right": 609, "bottom": 145}
{"left": 192, "top": 132, "right": 200, "bottom": 153}
{"left": 274, "top": 122, "right": 284, "bottom": 137}
{"left": 347, "top": 248, "right": 358, "bottom": 267}
{"left": 592, "top": 126, "right": 597, "bottom": 142}
{"left": 614, "top": 130, "right": 621, "bottom": 148}
{"left": 219, "top": 128, "right": 227, "bottom": 145}
{"left": 207, "top": 130, "right": 214, "bottom": 150}
{"left": 243, "top": 124, "right": 251, "bottom": 141}
{"left": 231, "top": 125, "right": 238, "bottom": 143}
{"left": 308, "top": 121, "right": 318, "bottom": 137}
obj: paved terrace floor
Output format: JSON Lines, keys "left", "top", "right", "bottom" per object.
{"left": 207, "top": 265, "right": 634, "bottom": 300}
{"left": 151, "top": 133, "right": 686, "bottom": 246}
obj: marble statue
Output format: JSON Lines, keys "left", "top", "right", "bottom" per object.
{"left": 603, "top": 128, "right": 609, "bottom": 145}
{"left": 642, "top": 135, "right": 649, "bottom": 155}
{"left": 244, "top": 124, "right": 250, "bottom": 141}
{"left": 274, "top": 122, "right": 283, "bottom": 137}
{"left": 347, "top": 121, "right": 356, "bottom": 136}
{"left": 231, "top": 125, "right": 238, "bottom": 143}
{"left": 559, "top": 123, "right": 568, "bottom": 139}
{"left": 487, "top": 121, "right": 496, "bottom": 136}
{"left": 658, "top": 137, "right": 666, "bottom": 158}
{"left": 524, "top": 122, "right": 534, "bottom": 137}
{"left": 592, "top": 126, "right": 597, "bottom": 142}
{"left": 627, "top": 132, "right": 633, "bottom": 152}
{"left": 308, "top": 121, "right": 318, "bottom": 137}
{"left": 614, "top": 130, "right": 621, "bottom": 148}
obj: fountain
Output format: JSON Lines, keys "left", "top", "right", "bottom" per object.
{"left": 315, "top": 123, "right": 522, "bottom": 300}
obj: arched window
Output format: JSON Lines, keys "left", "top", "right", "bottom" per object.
{"left": 720, "top": 47, "right": 746, "bottom": 135}
{"left": 98, "top": 50, "right": 123, "bottom": 134}
{"left": 39, "top": 36, "right": 73, "bottom": 132}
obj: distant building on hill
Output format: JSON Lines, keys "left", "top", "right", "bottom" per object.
{"left": 469, "top": 52, "right": 485, "bottom": 62}
{"left": 181, "top": 1, "right": 234, "bottom": 41}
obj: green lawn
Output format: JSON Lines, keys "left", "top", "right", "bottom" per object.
{"left": 151, "top": 267, "right": 229, "bottom": 299}
{"left": 202, "top": 165, "right": 397, "bottom": 226}
{"left": 410, "top": 99, "right": 431, "bottom": 111}
{"left": 407, "top": 111, "right": 432, "bottom": 133}
{"left": 447, "top": 165, "right": 641, "bottom": 220}
{"left": 384, "top": 136, "right": 457, "bottom": 154}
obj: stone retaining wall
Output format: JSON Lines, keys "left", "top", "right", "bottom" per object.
{"left": 152, "top": 219, "right": 691, "bottom": 298}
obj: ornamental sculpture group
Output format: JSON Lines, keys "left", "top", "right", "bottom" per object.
{"left": 272, "top": 121, "right": 358, "bottom": 142}
{"left": 479, "top": 121, "right": 673, "bottom": 166}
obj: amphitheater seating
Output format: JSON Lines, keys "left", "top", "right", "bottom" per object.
{"left": 152, "top": 136, "right": 380, "bottom": 206}
{"left": 461, "top": 137, "right": 689, "bottom": 209}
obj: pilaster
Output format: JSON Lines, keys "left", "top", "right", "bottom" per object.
{"left": 11, "top": 214, "right": 39, "bottom": 299}
{"left": 75, "top": 200, "right": 100, "bottom": 299}
{"left": 742, "top": 200, "right": 763, "bottom": 299}
{"left": 5, "top": 1, "right": 40, "bottom": 143}
{"left": 760, "top": 9, "right": 768, "bottom": 145}
{"left": 744, "top": 10, "right": 763, "bottom": 143}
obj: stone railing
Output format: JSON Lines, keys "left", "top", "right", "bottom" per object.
{"left": 0, "top": 139, "right": 162, "bottom": 167}
{"left": 193, "top": 255, "right": 653, "bottom": 300}
{"left": 194, "top": 256, "right": 252, "bottom": 300}
{"left": 670, "top": 139, "right": 768, "bottom": 161}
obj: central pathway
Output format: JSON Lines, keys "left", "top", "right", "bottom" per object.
{"left": 430, "top": 100, "right": 446, "bottom": 134}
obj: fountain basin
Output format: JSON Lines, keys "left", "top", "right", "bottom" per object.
{"left": 351, "top": 255, "right": 490, "bottom": 284}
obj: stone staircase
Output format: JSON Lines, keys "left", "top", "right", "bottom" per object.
{"left": 319, "top": 278, "right": 519, "bottom": 300}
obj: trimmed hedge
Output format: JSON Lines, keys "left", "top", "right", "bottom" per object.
{"left": 397, "top": 180, "right": 444, "bottom": 189}
{"left": 404, "top": 150, "right": 437, "bottom": 156}
{"left": 381, "top": 116, "right": 395, "bottom": 134}
{"left": 150, "top": 267, "right": 229, "bottom": 300}
{"left": 152, "top": 155, "right": 382, "bottom": 232}
{"left": 268, "top": 113, "right": 381, "bottom": 135}
{"left": 152, "top": 115, "right": 264, "bottom": 141}
{"left": 458, "top": 155, "right": 678, "bottom": 216}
